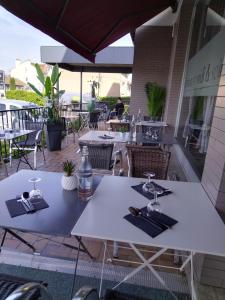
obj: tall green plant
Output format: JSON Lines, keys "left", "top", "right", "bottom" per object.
{"left": 9, "top": 77, "right": 16, "bottom": 90}
{"left": 28, "top": 64, "right": 65, "bottom": 122}
{"left": 145, "top": 82, "right": 166, "bottom": 118}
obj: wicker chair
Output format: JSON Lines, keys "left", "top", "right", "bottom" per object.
{"left": 79, "top": 142, "right": 122, "bottom": 174}
{"left": 110, "top": 122, "right": 130, "bottom": 132}
{"left": 126, "top": 144, "right": 171, "bottom": 179}
{"left": 0, "top": 274, "right": 45, "bottom": 300}
{"left": 89, "top": 111, "right": 100, "bottom": 129}
{"left": 73, "top": 286, "right": 151, "bottom": 300}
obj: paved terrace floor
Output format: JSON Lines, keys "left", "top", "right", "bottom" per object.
{"left": 0, "top": 125, "right": 187, "bottom": 275}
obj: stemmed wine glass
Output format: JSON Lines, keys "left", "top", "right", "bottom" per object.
{"left": 142, "top": 172, "right": 155, "bottom": 193}
{"left": 107, "top": 127, "right": 112, "bottom": 136}
{"left": 147, "top": 187, "right": 164, "bottom": 214}
{"left": 29, "top": 177, "right": 42, "bottom": 199}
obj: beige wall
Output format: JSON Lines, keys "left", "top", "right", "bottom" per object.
{"left": 59, "top": 69, "right": 131, "bottom": 99}
{"left": 129, "top": 26, "right": 172, "bottom": 116}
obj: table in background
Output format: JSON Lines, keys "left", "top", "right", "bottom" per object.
{"left": 72, "top": 175, "right": 225, "bottom": 300}
{"left": 0, "top": 129, "right": 35, "bottom": 168}
{"left": 78, "top": 130, "right": 134, "bottom": 144}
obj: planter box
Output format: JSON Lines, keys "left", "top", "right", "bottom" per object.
{"left": 45, "top": 121, "right": 64, "bottom": 151}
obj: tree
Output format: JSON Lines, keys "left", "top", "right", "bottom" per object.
{"left": 91, "top": 80, "right": 100, "bottom": 98}
{"left": 9, "top": 77, "right": 16, "bottom": 90}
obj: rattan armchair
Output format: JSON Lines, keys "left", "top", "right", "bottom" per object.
{"left": 110, "top": 122, "right": 130, "bottom": 132}
{"left": 79, "top": 142, "right": 122, "bottom": 175}
{"left": 73, "top": 286, "right": 151, "bottom": 300}
{"left": 126, "top": 144, "right": 171, "bottom": 179}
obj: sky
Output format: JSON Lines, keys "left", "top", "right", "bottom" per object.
{"left": 0, "top": 6, "right": 133, "bottom": 73}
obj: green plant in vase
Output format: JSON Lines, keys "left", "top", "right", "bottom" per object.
{"left": 28, "top": 64, "right": 65, "bottom": 124}
{"left": 145, "top": 82, "right": 166, "bottom": 120}
{"left": 61, "top": 160, "right": 77, "bottom": 190}
{"left": 28, "top": 64, "right": 65, "bottom": 151}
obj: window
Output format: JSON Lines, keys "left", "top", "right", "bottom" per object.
{"left": 177, "top": 0, "right": 225, "bottom": 178}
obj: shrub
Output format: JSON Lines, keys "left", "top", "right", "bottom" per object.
{"left": 99, "top": 96, "right": 130, "bottom": 110}
{"left": 6, "top": 90, "right": 44, "bottom": 106}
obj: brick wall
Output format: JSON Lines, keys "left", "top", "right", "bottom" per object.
{"left": 164, "top": 0, "right": 194, "bottom": 128}
{"left": 129, "top": 26, "right": 172, "bottom": 115}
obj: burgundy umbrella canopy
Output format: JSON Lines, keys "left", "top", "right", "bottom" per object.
{"left": 0, "top": 0, "right": 177, "bottom": 62}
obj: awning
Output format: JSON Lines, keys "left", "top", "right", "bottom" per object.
{"left": 0, "top": 0, "right": 177, "bottom": 62}
{"left": 41, "top": 46, "right": 134, "bottom": 73}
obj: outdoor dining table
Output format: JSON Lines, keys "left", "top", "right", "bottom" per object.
{"left": 78, "top": 130, "right": 134, "bottom": 144}
{"left": 0, "top": 129, "right": 35, "bottom": 169}
{"left": 0, "top": 169, "right": 100, "bottom": 258}
{"left": 71, "top": 175, "right": 225, "bottom": 300}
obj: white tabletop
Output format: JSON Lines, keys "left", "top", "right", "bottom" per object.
{"left": 79, "top": 130, "right": 134, "bottom": 143}
{"left": 136, "top": 121, "right": 167, "bottom": 127}
{"left": 0, "top": 129, "right": 34, "bottom": 140}
{"left": 72, "top": 176, "right": 225, "bottom": 257}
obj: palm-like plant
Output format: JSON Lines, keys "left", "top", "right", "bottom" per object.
{"left": 28, "top": 64, "right": 65, "bottom": 122}
{"left": 145, "top": 82, "right": 166, "bottom": 119}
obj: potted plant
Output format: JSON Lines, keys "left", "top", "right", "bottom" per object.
{"left": 145, "top": 82, "right": 166, "bottom": 121}
{"left": 61, "top": 160, "right": 77, "bottom": 190}
{"left": 28, "top": 64, "right": 65, "bottom": 151}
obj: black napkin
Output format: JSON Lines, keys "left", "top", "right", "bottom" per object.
{"left": 6, "top": 197, "right": 49, "bottom": 218}
{"left": 141, "top": 207, "right": 177, "bottom": 227}
{"left": 131, "top": 182, "right": 172, "bottom": 201}
{"left": 98, "top": 135, "right": 114, "bottom": 140}
{"left": 124, "top": 206, "right": 177, "bottom": 238}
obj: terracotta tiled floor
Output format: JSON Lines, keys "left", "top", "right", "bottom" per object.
{"left": 0, "top": 124, "right": 185, "bottom": 272}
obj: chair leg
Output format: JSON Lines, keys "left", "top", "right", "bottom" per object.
{"left": 34, "top": 148, "right": 37, "bottom": 170}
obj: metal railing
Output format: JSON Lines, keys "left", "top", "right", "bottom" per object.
{"left": 0, "top": 107, "right": 46, "bottom": 159}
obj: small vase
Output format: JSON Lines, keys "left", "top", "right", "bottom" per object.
{"left": 61, "top": 174, "right": 77, "bottom": 190}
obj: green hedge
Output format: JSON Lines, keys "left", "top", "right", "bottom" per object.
{"left": 6, "top": 90, "right": 44, "bottom": 106}
{"left": 99, "top": 96, "right": 130, "bottom": 110}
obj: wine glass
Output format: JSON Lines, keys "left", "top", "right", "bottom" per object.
{"left": 107, "top": 127, "right": 112, "bottom": 136}
{"left": 147, "top": 187, "right": 163, "bottom": 215}
{"left": 142, "top": 172, "right": 155, "bottom": 193}
{"left": 29, "top": 177, "right": 42, "bottom": 199}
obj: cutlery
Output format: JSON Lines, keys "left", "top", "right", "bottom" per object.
{"left": 129, "top": 207, "right": 164, "bottom": 231}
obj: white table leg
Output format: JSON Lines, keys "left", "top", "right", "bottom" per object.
{"left": 99, "top": 240, "right": 107, "bottom": 298}
{"left": 113, "top": 246, "right": 168, "bottom": 290}
{"left": 129, "top": 244, "right": 178, "bottom": 300}
{"left": 180, "top": 251, "right": 197, "bottom": 300}
{"left": 191, "top": 251, "right": 197, "bottom": 300}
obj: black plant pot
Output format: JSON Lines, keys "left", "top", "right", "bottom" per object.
{"left": 45, "top": 121, "right": 64, "bottom": 151}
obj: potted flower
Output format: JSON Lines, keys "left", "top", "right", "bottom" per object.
{"left": 28, "top": 64, "right": 65, "bottom": 151}
{"left": 61, "top": 160, "right": 77, "bottom": 190}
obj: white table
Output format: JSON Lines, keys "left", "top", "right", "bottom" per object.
{"left": 79, "top": 130, "right": 134, "bottom": 143}
{"left": 136, "top": 121, "right": 167, "bottom": 127}
{"left": 0, "top": 129, "right": 34, "bottom": 141}
{"left": 71, "top": 176, "right": 225, "bottom": 300}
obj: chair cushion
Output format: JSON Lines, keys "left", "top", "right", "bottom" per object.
{"left": 104, "top": 289, "right": 151, "bottom": 300}
{"left": 0, "top": 274, "right": 42, "bottom": 299}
